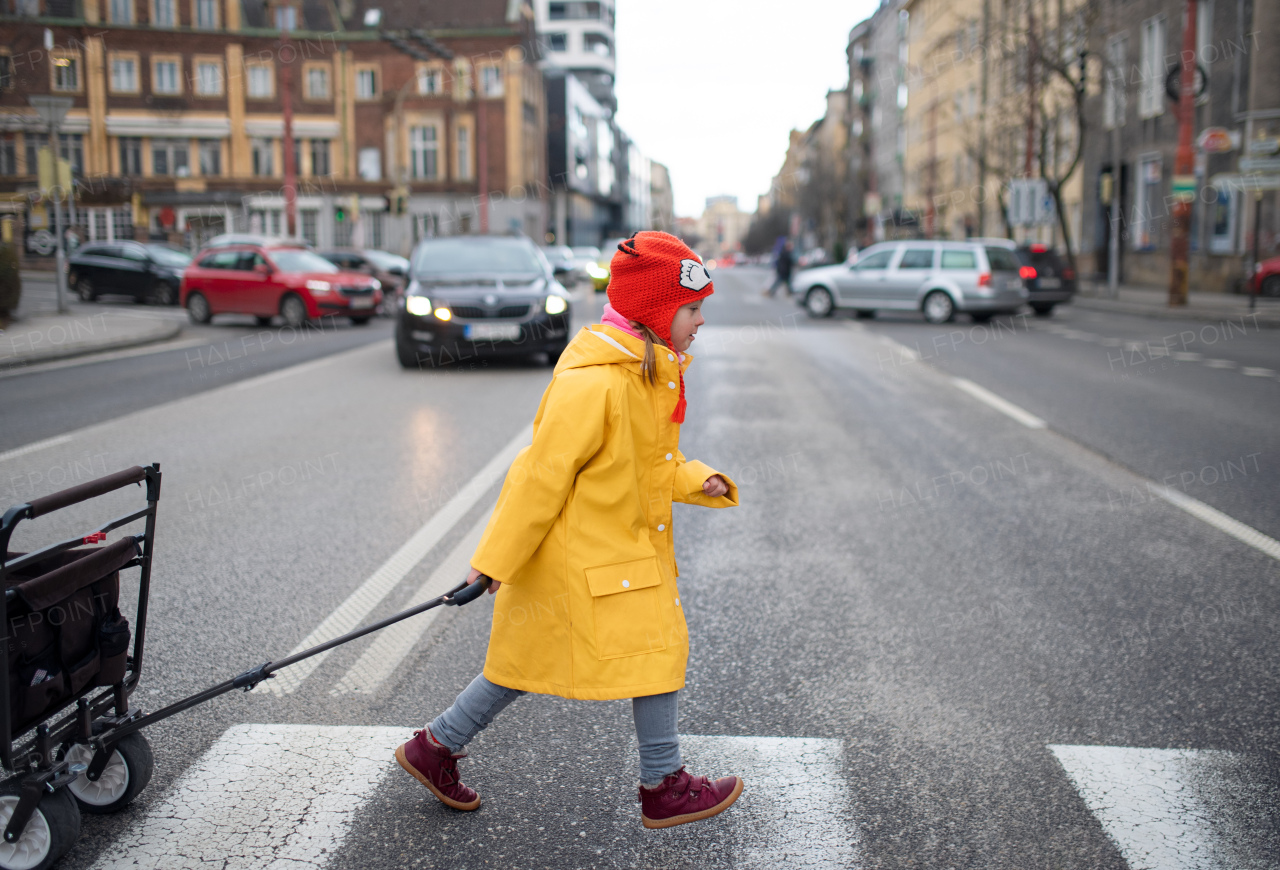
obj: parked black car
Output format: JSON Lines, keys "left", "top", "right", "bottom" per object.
{"left": 68, "top": 242, "right": 192, "bottom": 305}
{"left": 1015, "top": 244, "right": 1077, "bottom": 316}
{"left": 396, "top": 236, "right": 571, "bottom": 368}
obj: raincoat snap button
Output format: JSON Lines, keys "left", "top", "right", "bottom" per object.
{"left": 675, "top": 598, "right": 681, "bottom": 607}
{"left": 667, "top": 381, "right": 676, "bottom": 389}
{"left": 665, "top": 453, "right": 673, "bottom": 461}
{"left": 657, "top": 524, "right": 665, "bottom": 532}
{"left": 667, "top": 353, "right": 675, "bottom": 362}
{"left": 622, "top": 580, "right": 630, "bottom": 588}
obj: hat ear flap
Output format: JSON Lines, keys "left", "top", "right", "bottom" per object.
{"left": 618, "top": 233, "right": 640, "bottom": 257}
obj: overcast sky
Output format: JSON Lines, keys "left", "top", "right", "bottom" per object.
{"left": 613, "top": 0, "right": 880, "bottom": 219}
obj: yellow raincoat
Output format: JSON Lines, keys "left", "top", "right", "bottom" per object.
{"left": 470, "top": 323, "right": 738, "bottom": 700}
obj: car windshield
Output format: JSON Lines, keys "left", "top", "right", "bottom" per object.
{"left": 412, "top": 239, "right": 542, "bottom": 277}
{"left": 145, "top": 245, "right": 192, "bottom": 268}
{"left": 363, "top": 250, "right": 409, "bottom": 271}
{"left": 984, "top": 246, "right": 1022, "bottom": 272}
{"left": 269, "top": 249, "right": 340, "bottom": 273}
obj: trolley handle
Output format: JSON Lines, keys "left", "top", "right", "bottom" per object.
{"left": 25, "top": 466, "right": 148, "bottom": 519}
{"left": 445, "top": 574, "right": 492, "bottom": 606}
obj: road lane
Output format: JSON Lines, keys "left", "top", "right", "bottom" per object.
{"left": 3, "top": 268, "right": 1274, "bottom": 869}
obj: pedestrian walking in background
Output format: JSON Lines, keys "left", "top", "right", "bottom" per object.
{"left": 765, "top": 238, "right": 794, "bottom": 297}
{"left": 396, "top": 231, "right": 744, "bottom": 830}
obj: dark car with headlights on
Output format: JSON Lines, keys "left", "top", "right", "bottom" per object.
{"left": 397, "top": 236, "right": 572, "bottom": 368}
{"left": 68, "top": 242, "right": 192, "bottom": 305}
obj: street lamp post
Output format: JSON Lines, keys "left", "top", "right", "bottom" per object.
{"left": 1168, "top": 0, "right": 1198, "bottom": 307}
{"left": 29, "top": 96, "right": 73, "bottom": 315}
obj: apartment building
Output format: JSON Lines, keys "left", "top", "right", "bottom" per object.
{"left": 0, "top": 0, "right": 547, "bottom": 257}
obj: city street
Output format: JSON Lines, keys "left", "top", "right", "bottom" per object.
{"left": 1, "top": 267, "right": 1276, "bottom": 869}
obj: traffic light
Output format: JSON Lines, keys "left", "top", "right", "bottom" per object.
{"left": 335, "top": 203, "right": 346, "bottom": 223}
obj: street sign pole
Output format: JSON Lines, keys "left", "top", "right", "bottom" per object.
{"left": 30, "top": 96, "right": 74, "bottom": 315}
{"left": 1167, "top": 0, "right": 1197, "bottom": 308}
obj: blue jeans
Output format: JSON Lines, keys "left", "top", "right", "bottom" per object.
{"left": 429, "top": 673, "right": 682, "bottom": 787}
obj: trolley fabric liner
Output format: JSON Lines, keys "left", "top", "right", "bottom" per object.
{"left": 0, "top": 463, "right": 490, "bottom": 870}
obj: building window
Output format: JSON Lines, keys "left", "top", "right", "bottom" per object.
{"left": 152, "top": 0, "right": 175, "bottom": 26}
{"left": 194, "top": 0, "right": 218, "bottom": 28}
{"left": 0, "top": 135, "right": 16, "bottom": 175}
{"left": 455, "top": 125, "right": 471, "bottom": 180}
{"left": 109, "top": 0, "right": 133, "bottom": 23}
{"left": 1133, "top": 154, "right": 1162, "bottom": 251}
{"left": 544, "top": 32, "right": 567, "bottom": 52}
{"left": 300, "top": 209, "right": 317, "bottom": 245}
{"left": 1139, "top": 15, "right": 1165, "bottom": 119}
{"left": 247, "top": 62, "right": 273, "bottom": 98}
{"left": 479, "top": 64, "right": 503, "bottom": 97}
{"left": 305, "top": 64, "right": 330, "bottom": 99}
{"left": 548, "top": 1, "right": 601, "bottom": 20}
{"left": 198, "top": 138, "right": 221, "bottom": 175}
{"left": 52, "top": 55, "right": 80, "bottom": 92}
{"left": 273, "top": 4, "right": 296, "bottom": 29}
{"left": 152, "top": 57, "right": 181, "bottom": 94}
{"left": 58, "top": 133, "right": 83, "bottom": 176}
{"left": 0, "top": 54, "right": 11, "bottom": 91}
{"left": 309, "top": 139, "right": 330, "bottom": 176}
{"left": 358, "top": 146, "right": 381, "bottom": 181}
{"left": 109, "top": 54, "right": 139, "bottom": 93}
{"left": 119, "top": 137, "right": 143, "bottom": 175}
{"left": 1208, "top": 186, "right": 1235, "bottom": 254}
{"left": 416, "top": 66, "right": 442, "bottom": 95}
{"left": 355, "top": 66, "right": 378, "bottom": 100}
{"left": 251, "top": 137, "right": 274, "bottom": 176}
{"left": 195, "top": 59, "right": 223, "bottom": 95}
{"left": 152, "top": 138, "right": 189, "bottom": 176}
{"left": 410, "top": 125, "right": 438, "bottom": 179}
{"left": 583, "top": 32, "right": 612, "bottom": 57}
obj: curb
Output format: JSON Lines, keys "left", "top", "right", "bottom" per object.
{"left": 1071, "top": 295, "right": 1280, "bottom": 328}
{"left": 0, "top": 321, "right": 185, "bottom": 372}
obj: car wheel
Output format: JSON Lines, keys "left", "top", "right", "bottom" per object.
{"left": 1261, "top": 275, "right": 1280, "bottom": 298}
{"left": 854, "top": 309, "right": 875, "bottom": 319}
{"left": 396, "top": 335, "right": 421, "bottom": 369}
{"left": 804, "top": 286, "right": 835, "bottom": 318}
{"left": 1031, "top": 303, "right": 1056, "bottom": 317}
{"left": 186, "top": 292, "right": 212, "bottom": 324}
{"left": 350, "top": 317, "right": 371, "bottom": 326}
{"left": 76, "top": 277, "right": 97, "bottom": 302}
{"left": 970, "top": 312, "right": 994, "bottom": 323}
{"left": 0, "top": 784, "right": 81, "bottom": 870}
{"left": 922, "top": 290, "right": 955, "bottom": 324}
{"left": 280, "top": 294, "right": 308, "bottom": 329}
{"left": 255, "top": 315, "right": 274, "bottom": 327}
{"left": 148, "top": 282, "right": 175, "bottom": 306}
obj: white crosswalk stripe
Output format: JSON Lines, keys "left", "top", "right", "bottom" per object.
{"left": 1049, "top": 744, "right": 1276, "bottom": 870}
{"left": 89, "top": 724, "right": 406, "bottom": 870}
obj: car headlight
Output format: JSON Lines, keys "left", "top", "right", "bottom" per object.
{"left": 585, "top": 263, "right": 608, "bottom": 280}
{"left": 405, "top": 295, "right": 432, "bottom": 316}
{"left": 545, "top": 295, "right": 569, "bottom": 315}
{"left": 434, "top": 307, "right": 452, "bottom": 321}
{"left": 306, "top": 280, "right": 333, "bottom": 292}
{"left": 370, "top": 279, "right": 381, "bottom": 291}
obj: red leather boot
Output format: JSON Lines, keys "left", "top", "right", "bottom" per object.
{"left": 638, "top": 766, "right": 743, "bottom": 829}
{"left": 395, "top": 729, "right": 482, "bottom": 811}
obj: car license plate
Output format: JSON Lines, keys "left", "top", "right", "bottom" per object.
{"left": 350, "top": 297, "right": 374, "bottom": 309}
{"left": 1038, "top": 277, "right": 1061, "bottom": 289}
{"left": 465, "top": 323, "right": 521, "bottom": 341}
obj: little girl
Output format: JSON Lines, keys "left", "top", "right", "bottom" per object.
{"left": 396, "top": 231, "right": 742, "bottom": 829}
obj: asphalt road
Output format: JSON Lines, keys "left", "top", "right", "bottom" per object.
{"left": 1, "top": 267, "right": 1276, "bottom": 869}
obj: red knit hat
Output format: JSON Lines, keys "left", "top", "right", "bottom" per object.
{"left": 607, "top": 231, "right": 714, "bottom": 423}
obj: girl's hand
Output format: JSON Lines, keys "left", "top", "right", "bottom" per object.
{"left": 466, "top": 565, "right": 501, "bottom": 595}
{"left": 702, "top": 475, "right": 729, "bottom": 498}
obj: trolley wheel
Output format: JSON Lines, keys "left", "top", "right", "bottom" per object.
{"left": 0, "top": 785, "right": 80, "bottom": 870}
{"left": 61, "top": 733, "right": 154, "bottom": 814}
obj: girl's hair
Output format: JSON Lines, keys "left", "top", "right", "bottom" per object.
{"left": 629, "top": 320, "right": 665, "bottom": 384}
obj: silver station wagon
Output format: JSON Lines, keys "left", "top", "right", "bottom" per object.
{"left": 794, "top": 240, "right": 1029, "bottom": 323}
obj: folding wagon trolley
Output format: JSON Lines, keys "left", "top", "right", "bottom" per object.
{"left": 0, "top": 463, "right": 492, "bottom": 869}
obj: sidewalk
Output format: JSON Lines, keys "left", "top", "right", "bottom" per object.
{"left": 1073, "top": 279, "right": 1280, "bottom": 328}
{"left": 1, "top": 273, "right": 183, "bottom": 370}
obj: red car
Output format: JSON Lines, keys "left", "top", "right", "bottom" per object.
{"left": 1252, "top": 255, "right": 1280, "bottom": 298}
{"left": 180, "top": 243, "right": 384, "bottom": 327}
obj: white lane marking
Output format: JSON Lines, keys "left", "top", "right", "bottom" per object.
{"left": 1148, "top": 484, "right": 1280, "bottom": 562}
{"left": 0, "top": 336, "right": 213, "bottom": 380}
{"left": 331, "top": 513, "right": 489, "bottom": 695}
{"left": 1203, "top": 359, "right": 1237, "bottom": 369}
{"left": 0, "top": 340, "right": 390, "bottom": 464}
{"left": 1049, "top": 745, "right": 1275, "bottom": 870}
{"left": 877, "top": 336, "right": 921, "bottom": 362}
{"left": 1240, "top": 366, "right": 1275, "bottom": 377}
{"left": 0, "top": 434, "right": 74, "bottom": 465}
{"left": 264, "top": 423, "right": 531, "bottom": 694}
{"left": 678, "top": 736, "right": 860, "bottom": 868}
{"left": 89, "top": 724, "right": 406, "bottom": 870}
{"left": 951, "top": 377, "right": 1047, "bottom": 429}
{"left": 1173, "top": 351, "right": 1203, "bottom": 361}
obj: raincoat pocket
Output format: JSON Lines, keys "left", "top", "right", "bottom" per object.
{"left": 584, "top": 558, "right": 667, "bottom": 660}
